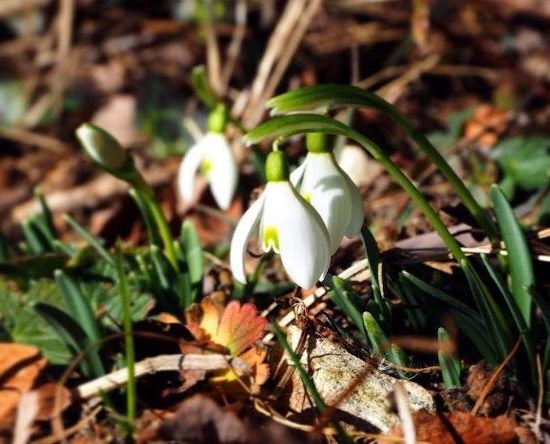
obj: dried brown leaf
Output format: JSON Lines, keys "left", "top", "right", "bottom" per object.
{"left": 0, "top": 344, "right": 47, "bottom": 429}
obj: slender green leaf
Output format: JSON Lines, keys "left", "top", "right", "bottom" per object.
{"left": 180, "top": 220, "right": 203, "bottom": 286}
{"left": 272, "top": 322, "right": 326, "bottom": 410}
{"left": 329, "top": 277, "right": 367, "bottom": 344}
{"left": 393, "top": 276, "right": 426, "bottom": 332}
{"left": 491, "top": 185, "right": 534, "bottom": 326}
{"left": 150, "top": 245, "right": 171, "bottom": 290}
{"left": 64, "top": 214, "right": 114, "bottom": 264}
{"left": 362, "top": 311, "right": 408, "bottom": 372}
{"left": 480, "top": 254, "right": 535, "bottom": 382}
{"left": 35, "top": 188, "right": 58, "bottom": 240}
{"left": 34, "top": 302, "right": 104, "bottom": 378}
{"left": 461, "top": 260, "right": 511, "bottom": 362}
{"left": 360, "top": 226, "right": 390, "bottom": 327}
{"left": 401, "top": 271, "right": 498, "bottom": 363}
{"left": 401, "top": 272, "right": 479, "bottom": 319}
{"left": 55, "top": 270, "right": 101, "bottom": 343}
{"left": 191, "top": 65, "right": 218, "bottom": 109}
{"left": 271, "top": 322, "right": 353, "bottom": 443}
{"left": 22, "top": 218, "right": 47, "bottom": 254}
{"left": 438, "top": 327, "right": 462, "bottom": 389}
{"left": 129, "top": 189, "right": 162, "bottom": 249}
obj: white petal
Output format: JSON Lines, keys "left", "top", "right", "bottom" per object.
{"left": 178, "top": 139, "right": 206, "bottom": 203}
{"left": 289, "top": 159, "right": 307, "bottom": 187}
{"left": 229, "top": 194, "right": 265, "bottom": 284}
{"left": 338, "top": 165, "right": 364, "bottom": 238}
{"left": 300, "top": 153, "right": 351, "bottom": 253}
{"left": 204, "top": 133, "right": 239, "bottom": 210}
{"left": 264, "top": 182, "right": 331, "bottom": 288}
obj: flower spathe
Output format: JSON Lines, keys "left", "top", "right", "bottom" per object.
{"left": 291, "top": 150, "right": 364, "bottom": 253}
{"left": 230, "top": 152, "right": 331, "bottom": 289}
{"left": 178, "top": 132, "right": 238, "bottom": 210}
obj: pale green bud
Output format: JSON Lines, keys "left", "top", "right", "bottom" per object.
{"left": 76, "top": 123, "right": 128, "bottom": 170}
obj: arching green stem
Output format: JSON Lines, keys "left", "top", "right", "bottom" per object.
{"left": 132, "top": 183, "right": 179, "bottom": 272}
{"left": 266, "top": 85, "right": 499, "bottom": 243}
{"left": 246, "top": 114, "right": 467, "bottom": 263}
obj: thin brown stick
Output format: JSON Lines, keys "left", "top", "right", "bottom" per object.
{"left": 32, "top": 405, "right": 102, "bottom": 444}
{"left": 220, "top": 0, "right": 247, "bottom": 93}
{"left": 0, "top": 0, "right": 50, "bottom": 17}
{"left": 393, "top": 382, "right": 416, "bottom": 444}
{"left": 258, "top": 0, "right": 322, "bottom": 125}
{"left": 204, "top": 0, "right": 223, "bottom": 96}
{"left": 0, "top": 125, "right": 69, "bottom": 153}
{"left": 240, "top": 0, "right": 307, "bottom": 125}
{"left": 471, "top": 336, "right": 522, "bottom": 416}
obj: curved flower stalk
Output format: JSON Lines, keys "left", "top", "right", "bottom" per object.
{"left": 230, "top": 150, "right": 331, "bottom": 289}
{"left": 291, "top": 133, "right": 364, "bottom": 253}
{"left": 178, "top": 104, "right": 238, "bottom": 210}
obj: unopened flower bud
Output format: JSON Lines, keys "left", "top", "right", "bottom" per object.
{"left": 76, "top": 123, "right": 128, "bottom": 170}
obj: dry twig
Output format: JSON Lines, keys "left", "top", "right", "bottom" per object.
{"left": 75, "top": 353, "right": 250, "bottom": 400}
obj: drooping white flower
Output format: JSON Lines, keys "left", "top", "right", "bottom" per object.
{"left": 230, "top": 151, "right": 331, "bottom": 289}
{"left": 291, "top": 150, "right": 364, "bottom": 253}
{"left": 178, "top": 132, "right": 238, "bottom": 210}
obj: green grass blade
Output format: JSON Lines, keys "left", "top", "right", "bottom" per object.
{"left": 180, "top": 220, "right": 204, "bottom": 287}
{"left": 34, "top": 302, "right": 104, "bottom": 378}
{"left": 490, "top": 184, "right": 534, "bottom": 327}
{"left": 191, "top": 65, "right": 219, "bottom": 109}
{"left": 362, "top": 311, "right": 408, "bottom": 372}
{"left": 401, "top": 271, "right": 498, "bottom": 363}
{"left": 129, "top": 188, "right": 162, "bottom": 249}
{"left": 480, "top": 254, "right": 535, "bottom": 382}
{"left": 22, "top": 218, "right": 47, "bottom": 254}
{"left": 150, "top": 245, "right": 171, "bottom": 290}
{"left": 329, "top": 277, "right": 367, "bottom": 344}
{"left": 272, "top": 322, "right": 326, "bottom": 411}
{"left": 461, "top": 260, "right": 511, "bottom": 362}
{"left": 55, "top": 270, "right": 101, "bottom": 343}
{"left": 401, "top": 271, "right": 479, "bottom": 319}
{"left": 63, "top": 214, "right": 114, "bottom": 264}
{"left": 438, "top": 327, "right": 462, "bottom": 389}
{"left": 34, "top": 188, "right": 58, "bottom": 240}
{"left": 360, "top": 225, "right": 390, "bottom": 326}
{"left": 271, "top": 322, "right": 353, "bottom": 443}
{"left": 393, "top": 276, "right": 426, "bottom": 332}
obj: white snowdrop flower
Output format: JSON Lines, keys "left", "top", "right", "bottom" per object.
{"left": 291, "top": 133, "right": 364, "bottom": 254}
{"left": 230, "top": 151, "right": 331, "bottom": 289}
{"left": 178, "top": 104, "right": 238, "bottom": 210}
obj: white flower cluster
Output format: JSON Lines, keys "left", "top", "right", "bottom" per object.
{"left": 178, "top": 127, "right": 364, "bottom": 289}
